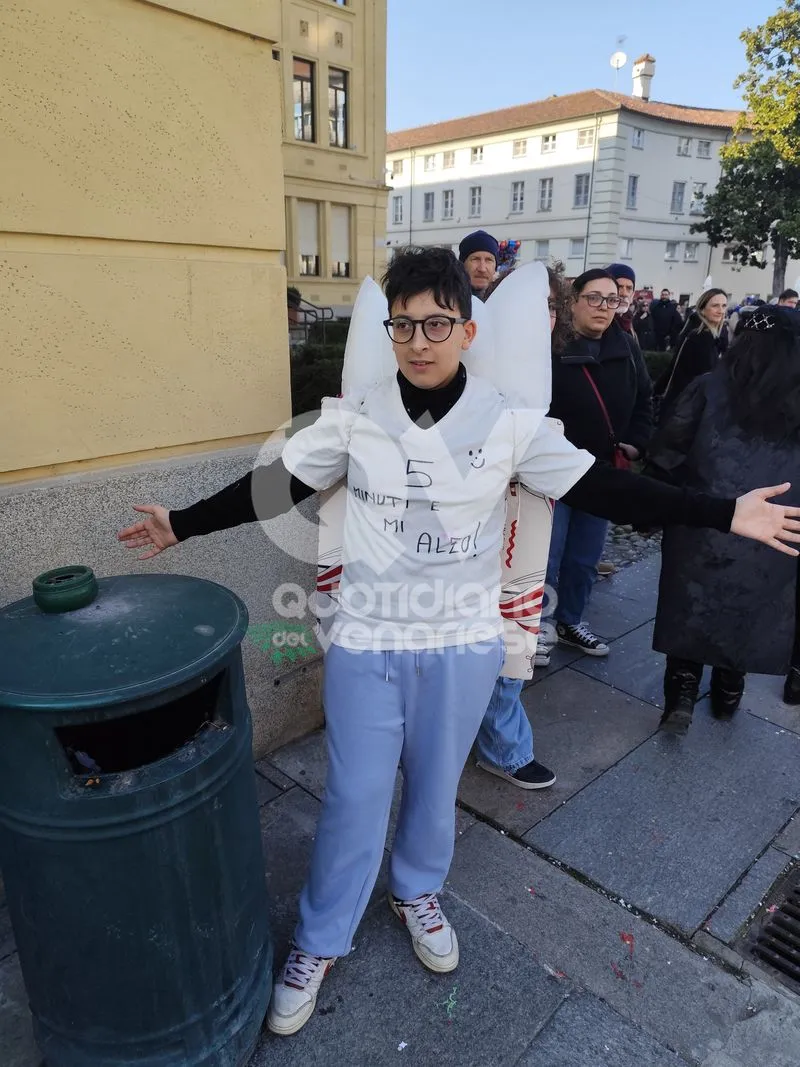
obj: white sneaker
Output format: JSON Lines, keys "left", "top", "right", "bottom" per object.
{"left": 389, "top": 892, "right": 459, "bottom": 973}
{"left": 266, "top": 947, "right": 336, "bottom": 1036}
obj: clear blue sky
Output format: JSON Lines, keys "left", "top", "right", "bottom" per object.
{"left": 387, "top": 0, "right": 779, "bottom": 131}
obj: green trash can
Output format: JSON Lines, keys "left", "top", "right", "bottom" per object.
{"left": 0, "top": 567, "right": 271, "bottom": 1066}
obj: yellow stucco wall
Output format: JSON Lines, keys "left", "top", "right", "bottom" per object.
{"left": 0, "top": 0, "right": 288, "bottom": 479}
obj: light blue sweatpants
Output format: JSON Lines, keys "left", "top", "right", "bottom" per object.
{"left": 294, "top": 637, "right": 504, "bottom": 958}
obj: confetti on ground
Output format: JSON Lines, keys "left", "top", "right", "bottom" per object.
{"left": 543, "top": 963, "right": 567, "bottom": 979}
{"left": 611, "top": 961, "right": 626, "bottom": 980}
{"left": 620, "top": 931, "right": 635, "bottom": 959}
{"left": 515, "top": 801, "right": 525, "bottom": 811}
{"left": 397, "top": 1041, "right": 408, "bottom": 1051}
{"left": 767, "top": 904, "right": 779, "bottom": 913}
{"left": 526, "top": 886, "right": 535, "bottom": 895}
{"left": 442, "top": 984, "right": 459, "bottom": 1021}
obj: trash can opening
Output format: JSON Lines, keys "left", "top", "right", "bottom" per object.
{"left": 55, "top": 672, "right": 228, "bottom": 776}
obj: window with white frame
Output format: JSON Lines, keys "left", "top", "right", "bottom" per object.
{"left": 670, "top": 181, "right": 686, "bottom": 213}
{"left": 392, "top": 195, "right": 403, "bottom": 225}
{"left": 443, "top": 150, "right": 455, "bottom": 168}
{"left": 620, "top": 237, "right": 634, "bottom": 259}
{"left": 331, "top": 204, "right": 351, "bottom": 278}
{"left": 513, "top": 138, "right": 527, "bottom": 157}
{"left": 577, "top": 127, "right": 595, "bottom": 148}
{"left": 538, "top": 177, "right": 553, "bottom": 211}
{"left": 665, "top": 241, "right": 679, "bottom": 260}
{"left": 677, "top": 136, "right": 691, "bottom": 156}
{"left": 690, "top": 182, "right": 707, "bottom": 214}
{"left": 423, "top": 191, "right": 435, "bottom": 222}
{"left": 535, "top": 240, "right": 550, "bottom": 261}
{"left": 424, "top": 154, "right": 436, "bottom": 172}
{"left": 442, "top": 189, "right": 454, "bottom": 219}
{"left": 471, "top": 145, "right": 484, "bottom": 163}
{"left": 632, "top": 128, "right": 645, "bottom": 149}
{"left": 511, "top": 180, "right": 525, "bottom": 213}
{"left": 684, "top": 242, "right": 699, "bottom": 261}
{"left": 697, "top": 139, "right": 712, "bottom": 159}
{"left": 541, "top": 134, "right": 556, "bottom": 153}
{"left": 569, "top": 238, "right": 585, "bottom": 258}
{"left": 298, "top": 199, "right": 320, "bottom": 276}
{"left": 574, "top": 173, "right": 590, "bottom": 208}
{"left": 626, "top": 175, "right": 639, "bottom": 210}
{"left": 469, "top": 185, "right": 482, "bottom": 217}
{"left": 722, "top": 246, "right": 735, "bottom": 263}
{"left": 391, "top": 158, "right": 404, "bottom": 177}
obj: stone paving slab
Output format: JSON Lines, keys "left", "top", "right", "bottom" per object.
{"left": 707, "top": 848, "right": 793, "bottom": 945}
{"left": 254, "top": 757, "right": 297, "bottom": 793}
{"left": 774, "top": 813, "right": 800, "bottom": 860}
{"left": 458, "top": 671, "right": 660, "bottom": 837}
{"left": 525, "top": 705, "right": 800, "bottom": 934}
{"left": 571, "top": 621, "right": 667, "bottom": 707}
{"left": 517, "top": 992, "right": 691, "bottom": 1067}
{"left": 254, "top": 769, "right": 282, "bottom": 806}
{"left": 250, "top": 894, "right": 568, "bottom": 1067}
{"left": 597, "top": 555, "right": 661, "bottom": 605}
{"left": 525, "top": 641, "right": 583, "bottom": 686}
{"left": 738, "top": 674, "right": 800, "bottom": 736}
{"left": 585, "top": 585, "right": 659, "bottom": 642}
{"left": 447, "top": 822, "right": 800, "bottom": 1067}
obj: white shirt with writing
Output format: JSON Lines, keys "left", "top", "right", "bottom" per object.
{"left": 282, "top": 374, "right": 594, "bottom": 651}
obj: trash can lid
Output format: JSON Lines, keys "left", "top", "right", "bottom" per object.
{"left": 0, "top": 573, "right": 249, "bottom": 711}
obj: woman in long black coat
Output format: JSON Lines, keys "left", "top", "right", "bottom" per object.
{"left": 655, "top": 288, "right": 728, "bottom": 421}
{"left": 647, "top": 308, "right": 800, "bottom": 734}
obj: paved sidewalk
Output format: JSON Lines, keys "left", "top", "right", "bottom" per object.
{"left": 2, "top": 557, "right": 800, "bottom": 1065}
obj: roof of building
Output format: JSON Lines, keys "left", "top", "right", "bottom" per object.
{"left": 386, "top": 89, "right": 741, "bottom": 152}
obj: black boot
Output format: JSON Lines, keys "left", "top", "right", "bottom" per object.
{"left": 710, "top": 667, "right": 745, "bottom": 719}
{"left": 660, "top": 658, "right": 702, "bottom": 736}
{"left": 784, "top": 667, "right": 800, "bottom": 706}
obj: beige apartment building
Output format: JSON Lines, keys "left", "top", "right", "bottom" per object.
{"left": 1, "top": 0, "right": 387, "bottom": 758}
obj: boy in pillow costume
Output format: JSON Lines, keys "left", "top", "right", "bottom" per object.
{"left": 119, "top": 247, "right": 800, "bottom": 1038}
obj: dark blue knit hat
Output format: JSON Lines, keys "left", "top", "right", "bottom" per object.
{"left": 605, "top": 262, "right": 636, "bottom": 286}
{"left": 459, "top": 230, "right": 499, "bottom": 263}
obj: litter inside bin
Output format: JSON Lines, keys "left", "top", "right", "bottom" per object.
{"left": 56, "top": 672, "right": 226, "bottom": 775}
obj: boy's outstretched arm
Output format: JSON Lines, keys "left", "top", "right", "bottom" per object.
{"left": 514, "top": 418, "right": 800, "bottom": 557}
{"left": 117, "top": 462, "right": 317, "bottom": 561}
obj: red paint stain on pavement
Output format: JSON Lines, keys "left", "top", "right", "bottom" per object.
{"left": 620, "top": 932, "right": 635, "bottom": 959}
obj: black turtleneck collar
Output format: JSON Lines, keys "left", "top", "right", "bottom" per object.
{"left": 397, "top": 363, "right": 467, "bottom": 427}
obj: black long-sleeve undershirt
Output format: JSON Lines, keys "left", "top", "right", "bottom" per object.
{"left": 170, "top": 363, "right": 734, "bottom": 540}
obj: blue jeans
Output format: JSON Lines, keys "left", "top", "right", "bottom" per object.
{"left": 476, "top": 675, "right": 534, "bottom": 773}
{"left": 546, "top": 502, "right": 609, "bottom": 627}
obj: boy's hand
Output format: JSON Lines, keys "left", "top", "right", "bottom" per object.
{"left": 731, "top": 484, "right": 800, "bottom": 556}
{"left": 117, "top": 505, "right": 178, "bottom": 560}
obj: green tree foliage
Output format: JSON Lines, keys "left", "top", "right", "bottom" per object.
{"left": 733, "top": 0, "right": 800, "bottom": 164}
{"left": 694, "top": 3, "right": 800, "bottom": 295}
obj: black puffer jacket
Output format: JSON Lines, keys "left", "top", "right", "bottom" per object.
{"left": 648, "top": 369, "right": 800, "bottom": 674}
{"left": 548, "top": 321, "right": 654, "bottom": 462}
{"left": 650, "top": 298, "right": 683, "bottom": 345}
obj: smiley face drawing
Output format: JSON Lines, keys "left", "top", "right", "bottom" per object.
{"left": 469, "top": 448, "right": 485, "bottom": 470}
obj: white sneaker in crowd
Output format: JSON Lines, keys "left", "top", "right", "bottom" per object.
{"left": 389, "top": 892, "right": 459, "bottom": 973}
{"left": 267, "top": 947, "right": 336, "bottom": 1036}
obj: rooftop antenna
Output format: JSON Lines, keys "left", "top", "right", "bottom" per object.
{"left": 610, "top": 36, "right": 628, "bottom": 92}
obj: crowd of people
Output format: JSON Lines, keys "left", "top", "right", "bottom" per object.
{"left": 117, "top": 233, "right": 800, "bottom": 1039}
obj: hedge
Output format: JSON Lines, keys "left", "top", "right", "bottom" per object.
{"left": 290, "top": 343, "right": 674, "bottom": 416}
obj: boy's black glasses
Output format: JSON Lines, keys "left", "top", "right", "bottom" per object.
{"left": 383, "top": 315, "right": 468, "bottom": 343}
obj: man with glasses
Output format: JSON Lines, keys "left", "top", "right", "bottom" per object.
{"left": 541, "top": 268, "right": 653, "bottom": 658}
{"left": 458, "top": 229, "right": 499, "bottom": 300}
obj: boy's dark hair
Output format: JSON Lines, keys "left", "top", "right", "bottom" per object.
{"left": 779, "top": 288, "right": 799, "bottom": 301}
{"left": 382, "top": 246, "right": 472, "bottom": 319}
{"left": 572, "top": 268, "right": 617, "bottom": 295}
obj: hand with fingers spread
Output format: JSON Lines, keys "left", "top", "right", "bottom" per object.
{"left": 117, "top": 505, "right": 178, "bottom": 561}
{"left": 731, "top": 483, "right": 800, "bottom": 556}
